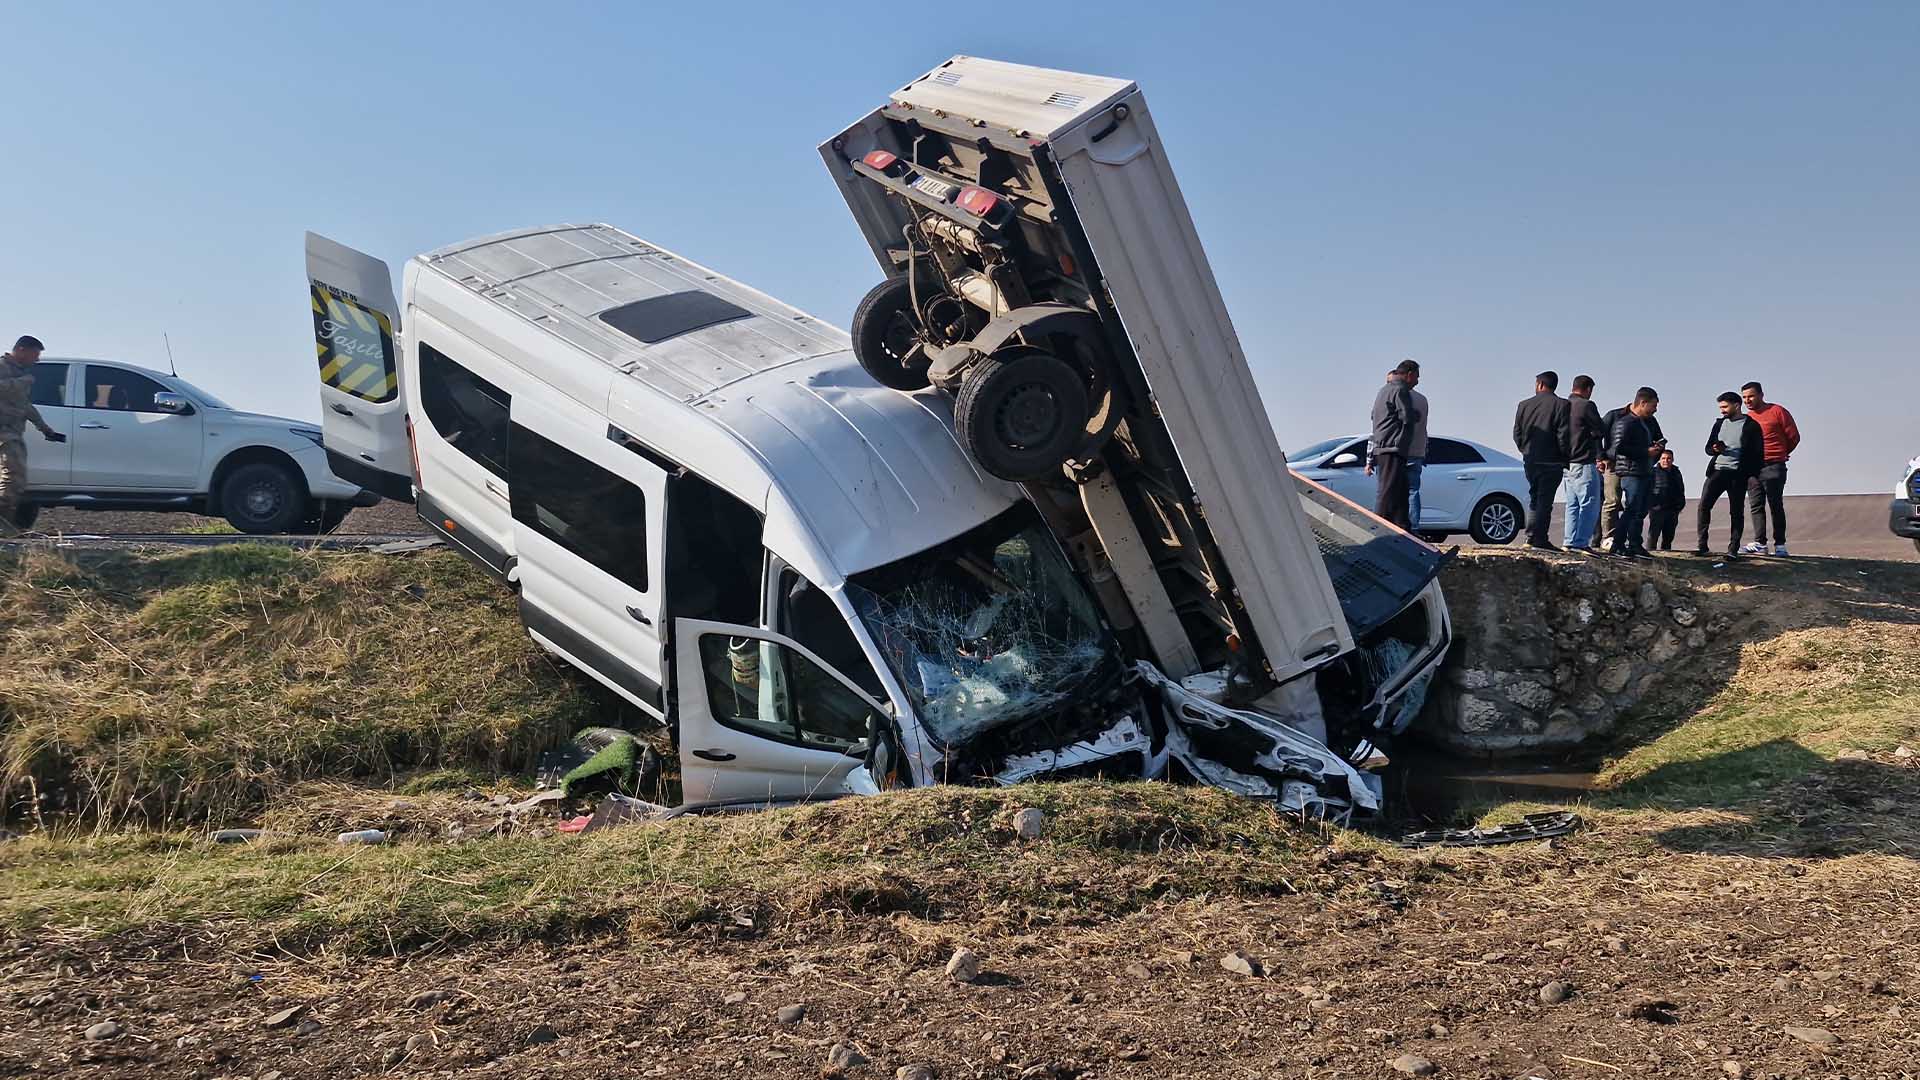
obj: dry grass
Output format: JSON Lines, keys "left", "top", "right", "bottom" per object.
{"left": 0, "top": 546, "right": 602, "bottom": 827}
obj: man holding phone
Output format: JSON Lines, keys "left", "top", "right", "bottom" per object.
{"left": 1696, "top": 391, "right": 1763, "bottom": 556}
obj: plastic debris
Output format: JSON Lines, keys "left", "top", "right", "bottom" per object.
{"left": 1397, "top": 811, "right": 1580, "bottom": 848}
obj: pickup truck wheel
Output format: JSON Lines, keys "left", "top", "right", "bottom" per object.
{"left": 221, "top": 463, "right": 304, "bottom": 535}
{"left": 954, "top": 350, "right": 1089, "bottom": 482}
{"left": 1468, "top": 494, "right": 1524, "bottom": 545}
{"left": 851, "top": 276, "right": 934, "bottom": 391}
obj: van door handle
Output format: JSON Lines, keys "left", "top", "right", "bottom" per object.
{"left": 626, "top": 605, "right": 653, "bottom": 626}
{"left": 484, "top": 479, "right": 507, "bottom": 501}
{"left": 78, "top": 422, "right": 110, "bottom": 430}
{"left": 329, "top": 403, "right": 354, "bottom": 417}
{"left": 691, "top": 749, "right": 736, "bottom": 762}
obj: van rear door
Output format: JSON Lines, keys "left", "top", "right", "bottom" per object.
{"left": 304, "top": 232, "right": 412, "bottom": 502}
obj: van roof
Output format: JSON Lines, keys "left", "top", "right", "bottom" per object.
{"left": 419, "top": 224, "right": 849, "bottom": 404}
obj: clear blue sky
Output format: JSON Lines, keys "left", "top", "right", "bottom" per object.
{"left": 4, "top": 2, "right": 1914, "bottom": 493}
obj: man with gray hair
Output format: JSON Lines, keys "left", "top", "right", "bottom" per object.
{"left": 1366, "top": 359, "right": 1420, "bottom": 530}
{"left": 0, "top": 336, "right": 67, "bottom": 532}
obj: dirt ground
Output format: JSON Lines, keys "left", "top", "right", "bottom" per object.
{"left": 3, "top": 801, "right": 1916, "bottom": 1080}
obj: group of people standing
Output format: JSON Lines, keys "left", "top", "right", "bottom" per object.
{"left": 1366, "top": 360, "right": 1800, "bottom": 560}
{"left": 1510, "top": 373, "right": 1800, "bottom": 558}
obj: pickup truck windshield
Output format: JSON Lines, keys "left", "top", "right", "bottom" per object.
{"left": 847, "top": 504, "right": 1114, "bottom": 746}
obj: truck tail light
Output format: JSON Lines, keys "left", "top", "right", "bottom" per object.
{"left": 956, "top": 186, "right": 1002, "bottom": 219}
{"left": 861, "top": 149, "right": 907, "bottom": 177}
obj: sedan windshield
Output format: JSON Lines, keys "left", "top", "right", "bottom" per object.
{"left": 1289, "top": 437, "right": 1351, "bottom": 463}
{"left": 846, "top": 504, "right": 1115, "bottom": 746}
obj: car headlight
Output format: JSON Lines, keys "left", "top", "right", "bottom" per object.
{"left": 291, "top": 428, "right": 325, "bottom": 448}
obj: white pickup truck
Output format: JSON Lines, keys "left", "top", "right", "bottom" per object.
{"left": 19, "top": 356, "right": 377, "bottom": 533}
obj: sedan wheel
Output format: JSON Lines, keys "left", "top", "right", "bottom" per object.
{"left": 1469, "top": 495, "right": 1524, "bottom": 545}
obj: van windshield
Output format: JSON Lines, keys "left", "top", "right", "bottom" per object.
{"left": 846, "top": 504, "right": 1115, "bottom": 746}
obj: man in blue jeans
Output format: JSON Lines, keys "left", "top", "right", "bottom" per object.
{"left": 1604, "top": 387, "right": 1661, "bottom": 559}
{"left": 1562, "top": 374, "right": 1604, "bottom": 551}
{"left": 1405, "top": 367, "right": 1430, "bottom": 532}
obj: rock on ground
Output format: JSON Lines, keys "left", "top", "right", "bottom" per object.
{"left": 945, "top": 948, "right": 981, "bottom": 983}
{"left": 1390, "top": 1053, "right": 1437, "bottom": 1076}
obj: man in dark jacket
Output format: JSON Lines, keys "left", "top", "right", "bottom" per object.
{"left": 1368, "top": 360, "right": 1420, "bottom": 530}
{"left": 1604, "top": 387, "right": 1661, "bottom": 558}
{"left": 1648, "top": 449, "right": 1686, "bottom": 550}
{"left": 1598, "top": 395, "right": 1666, "bottom": 544}
{"left": 1511, "top": 371, "right": 1571, "bottom": 550}
{"left": 1695, "top": 391, "right": 1764, "bottom": 556}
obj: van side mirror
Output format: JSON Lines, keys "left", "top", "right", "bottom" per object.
{"left": 865, "top": 711, "right": 906, "bottom": 789}
{"left": 1330, "top": 452, "right": 1361, "bottom": 467}
{"left": 153, "top": 392, "right": 194, "bottom": 416}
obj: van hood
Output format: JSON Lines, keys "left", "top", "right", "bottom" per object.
{"left": 704, "top": 354, "right": 1021, "bottom": 583}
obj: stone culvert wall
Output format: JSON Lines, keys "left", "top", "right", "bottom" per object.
{"left": 1417, "top": 553, "right": 1728, "bottom": 753}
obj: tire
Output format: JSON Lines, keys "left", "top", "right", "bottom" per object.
{"left": 953, "top": 350, "right": 1089, "bottom": 482}
{"left": 851, "top": 276, "right": 934, "bottom": 391}
{"left": 12, "top": 503, "right": 39, "bottom": 531}
{"left": 1468, "top": 494, "right": 1524, "bottom": 545}
{"left": 221, "top": 462, "right": 304, "bottom": 534}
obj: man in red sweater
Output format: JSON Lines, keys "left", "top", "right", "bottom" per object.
{"left": 1739, "top": 380, "right": 1801, "bottom": 556}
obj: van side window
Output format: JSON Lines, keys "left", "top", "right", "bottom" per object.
{"left": 508, "top": 425, "right": 648, "bottom": 592}
{"left": 419, "top": 344, "right": 511, "bottom": 478}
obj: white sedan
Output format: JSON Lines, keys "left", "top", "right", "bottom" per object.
{"left": 1290, "top": 435, "right": 1530, "bottom": 545}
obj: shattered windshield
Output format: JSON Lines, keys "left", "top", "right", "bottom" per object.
{"left": 846, "top": 504, "right": 1115, "bottom": 746}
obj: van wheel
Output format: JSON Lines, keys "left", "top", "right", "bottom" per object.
{"left": 222, "top": 463, "right": 304, "bottom": 534}
{"left": 953, "top": 349, "right": 1089, "bottom": 482}
{"left": 1468, "top": 494, "right": 1524, "bottom": 545}
{"left": 851, "top": 276, "right": 934, "bottom": 391}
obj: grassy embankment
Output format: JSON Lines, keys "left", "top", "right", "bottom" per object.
{"left": 1, "top": 546, "right": 1915, "bottom": 952}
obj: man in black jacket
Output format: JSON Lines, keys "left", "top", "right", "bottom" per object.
{"left": 1598, "top": 394, "right": 1666, "bottom": 544}
{"left": 1648, "top": 449, "right": 1686, "bottom": 550}
{"left": 1695, "top": 391, "right": 1764, "bottom": 556}
{"left": 1604, "top": 387, "right": 1661, "bottom": 558}
{"left": 1562, "top": 375, "right": 1605, "bottom": 551}
{"left": 1511, "top": 371, "right": 1570, "bottom": 550}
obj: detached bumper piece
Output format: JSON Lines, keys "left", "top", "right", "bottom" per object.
{"left": 1397, "top": 810, "right": 1581, "bottom": 848}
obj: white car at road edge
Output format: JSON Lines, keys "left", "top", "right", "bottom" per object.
{"left": 1290, "top": 434, "right": 1530, "bottom": 545}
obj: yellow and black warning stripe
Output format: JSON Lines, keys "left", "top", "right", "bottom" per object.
{"left": 310, "top": 283, "right": 398, "bottom": 403}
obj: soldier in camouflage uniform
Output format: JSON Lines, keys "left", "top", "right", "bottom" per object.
{"left": 0, "top": 336, "right": 67, "bottom": 532}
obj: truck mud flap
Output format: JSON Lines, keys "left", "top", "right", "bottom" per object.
{"left": 1133, "top": 663, "right": 1380, "bottom": 817}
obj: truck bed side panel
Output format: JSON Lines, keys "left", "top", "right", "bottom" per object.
{"left": 1046, "top": 94, "right": 1355, "bottom": 679}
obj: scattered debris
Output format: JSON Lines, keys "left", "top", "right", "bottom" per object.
{"left": 775, "top": 1003, "right": 807, "bottom": 1025}
{"left": 335, "top": 829, "right": 386, "bottom": 845}
{"left": 1835, "top": 748, "right": 1872, "bottom": 762}
{"left": 1627, "top": 997, "right": 1679, "bottom": 1024}
{"left": 208, "top": 828, "right": 264, "bottom": 844}
{"left": 1784, "top": 1026, "right": 1838, "bottom": 1048}
{"left": 1220, "top": 951, "right": 1265, "bottom": 978}
{"left": 1389, "top": 1053, "right": 1437, "bottom": 1076}
{"left": 1012, "top": 807, "right": 1046, "bottom": 840}
{"left": 896, "top": 1066, "right": 937, "bottom": 1080}
{"left": 723, "top": 991, "right": 748, "bottom": 1006}
{"left": 583, "top": 792, "right": 670, "bottom": 833}
{"left": 261, "top": 1005, "right": 306, "bottom": 1029}
{"left": 83, "top": 1021, "right": 123, "bottom": 1042}
{"left": 406, "top": 989, "right": 454, "bottom": 1010}
{"left": 946, "top": 948, "right": 982, "bottom": 983}
{"left": 826, "top": 1042, "right": 870, "bottom": 1071}
{"left": 1539, "top": 980, "right": 1573, "bottom": 1005}
{"left": 1398, "top": 811, "right": 1580, "bottom": 848}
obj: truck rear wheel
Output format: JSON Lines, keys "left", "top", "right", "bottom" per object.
{"left": 222, "top": 462, "right": 304, "bottom": 535}
{"left": 851, "top": 276, "right": 934, "bottom": 391}
{"left": 953, "top": 349, "right": 1089, "bottom": 482}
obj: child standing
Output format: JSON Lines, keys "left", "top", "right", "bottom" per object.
{"left": 1648, "top": 449, "right": 1687, "bottom": 551}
